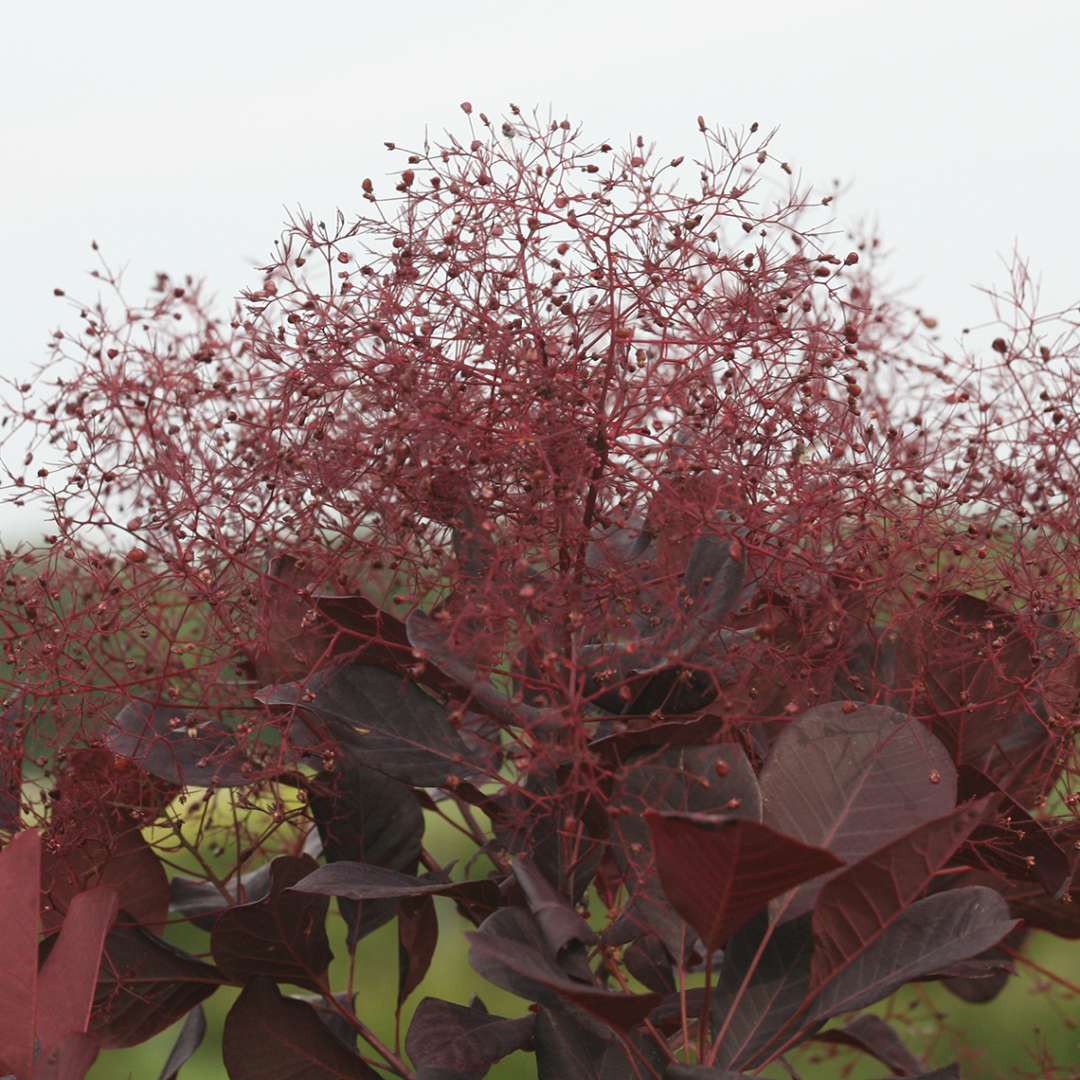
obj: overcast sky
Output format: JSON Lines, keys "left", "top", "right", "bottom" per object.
{"left": 3, "top": 0, "right": 1078, "bottom": 541}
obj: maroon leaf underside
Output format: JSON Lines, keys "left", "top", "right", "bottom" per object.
{"left": 0, "top": 829, "right": 42, "bottom": 1079}
{"left": 41, "top": 821, "right": 170, "bottom": 935}
{"left": 0, "top": 829, "right": 123, "bottom": 1079}
{"left": 37, "top": 887, "right": 121, "bottom": 1065}
{"left": 606, "top": 742, "right": 760, "bottom": 952}
{"left": 647, "top": 811, "right": 843, "bottom": 951}
{"left": 0, "top": 698, "right": 25, "bottom": 832}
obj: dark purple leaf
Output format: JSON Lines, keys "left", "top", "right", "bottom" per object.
{"left": 247, "top": 565, "right": 458, "bottom": 698}
{"left": 289, "top": 992, "right": 359, "bottom": 1051}
{"left": 648, "top": 811, "right": 843, "bottom": 951}
{"left": 833, "top": 626, "right": 898, "bottom": 704}
{"left": 583, "top": 640, "right": 731, "bottom": 715}
{"left": 222, "top": 977, "right": 379, "bottom": 1079}
{"left": 623, "top": 937, "right": 674, "bottom": 995}
{"left": 157, "top": 1005, "right": 207, "bottom": 1080}
{"left": 648, "top": 988, "right": 708, "bottom": 1035}
{"left": 760, "top": 702, "right": 956, "bottom": 918}
{"left": 615, "top": 743, "right": 761, "bottom": 834}
{"left": 1006, "top": 881, "right": 1080, "bottom": 938}
{"left": 809, "top": 1014, "right": 921, "bottom": 1076}
{"left": 709, "top": 913, "right": 815, "bottom": 1070}
{"left": 467, "top": 908, "right": 661, "bottom": 1029}
{"left": 169, "top": 863, "right": 274, "bottom": 930}
{"left": 107, "top": 701, "right": 253, "bottom": 787}
{"left": 399, "top": 894, "right": 439, "bottom": 1008}
{"left": 308, "top": 761, "right": 424, "bottom": 948}
{"left": 808, "top": 886, "right": 1017, "bottom": 1024}
{"left": 811, "top": 799, "right": 992, "bottom": 989}
{"left": 491, "top": 763, "right": 609, "bottom": 905}
{"left": 211, "top": 855, "right": 332, "bottom": 991}
{"left": 894, "top": 592, "right": 1039, "bottom": 767}
{"left": 41, "top": 820, "right": 170, "bottom": 936}
{"left": 406, "top": 997, "right": 534, "bottom": 1077}
{"left": 681, "top": 527, "right": 746, "bottom": 638}
{"left": 534, "top": 1006, "right": 610, "bottom": 1080}
{"left": 511, "top": 857, "right": 597, "bottom": 981}
{"left": 958, "top": 765, "right": 1071, "bottom": 897}
{"left": 91, "top": 924, "right": 224, "bottom": 1048}
{"left": 598, "top": 1031, "right": 668, "bottom": 1080}
{"left": 256, "top": 663, "right": 476, "bottom": 787}
{"left": 406, "top": 610, "right": 558, "bottom": 731}
{"left": 533, "top": 1004, "right": 667, "bottom": 1080}
{"left": 455, "top": 709, "right": 506, "bottom": 776}
{"left": 987, "top": 716, "right": 1062, "bottom": 809}
{"left": 588, "top": 713, "right": 732, "bottom": 764}
{"left": 940, "top": 926, "right": 1026, "bottom": 1003}
{"left": 290, "top": 861, "right": 500, "bottom": 917}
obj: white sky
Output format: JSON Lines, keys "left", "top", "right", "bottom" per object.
{"left": 2, "top": 0, "right": 1078, "bottom": 541}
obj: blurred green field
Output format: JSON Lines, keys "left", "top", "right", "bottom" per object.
{"left": 87, "top": 808, "right": 1080, "bottom": 1080}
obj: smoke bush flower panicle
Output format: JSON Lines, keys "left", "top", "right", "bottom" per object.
{"left": 0, "top": 108, "right": 1078, "bottom": 1079}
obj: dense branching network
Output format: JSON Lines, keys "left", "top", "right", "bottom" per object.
{"left": 0, "top": 107, "right": 1078, "bottom": 1079}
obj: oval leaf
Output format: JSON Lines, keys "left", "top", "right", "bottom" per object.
{"left": 257, "top": 664, "right": 475, "bottom": 787}
{"left": 467, "top": 908, "right": 661, "bottom": 1030}
{"left": 761, "top": 702, "right": 956, "bottom": 918}
{"left": 811, "top": 799, "right": 992, "bottom": 990}
{"left": 222, "top": 977, "right": 378, "bottom": 1079}
{"left": 211, "top": 855, "right": 332, "bottom": 991}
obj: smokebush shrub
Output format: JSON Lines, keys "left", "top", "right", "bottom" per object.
{"left": 1, "top": 106, "right": 1078, "bottom": 1079}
